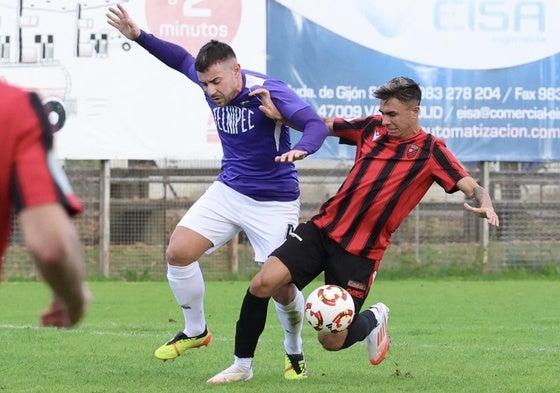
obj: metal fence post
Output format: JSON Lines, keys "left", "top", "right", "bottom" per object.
{"left": 480, "top": 161, "right": 490, "bottom": 274}
{"left": 99, "top": 160, "right": 110, "bottom": 277}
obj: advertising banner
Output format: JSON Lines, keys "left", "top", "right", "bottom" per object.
{"left": 268, "top": 0, "right": 560, "bottom": 162}
{"left": 3, "top": 1, "right": 559, "bottom": 162}
{"left": 0, "top": 0, "right": 265, "bottom": 159}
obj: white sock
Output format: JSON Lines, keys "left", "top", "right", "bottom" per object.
{"left": 233, "top": 355, "right": 253, "bottom": 370}
{"left": 274, "top": 289, "right": 304, "bottom": 355}
{"left": 167, "top": 262, "right": 206, "bottom": 337}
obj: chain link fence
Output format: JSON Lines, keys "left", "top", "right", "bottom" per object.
{"left": 4, "top": 160, "right": 560, "bottom": 280}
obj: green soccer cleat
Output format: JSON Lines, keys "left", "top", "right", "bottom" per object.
{"left": 154, "top": 329, "right": 212, "bottom": 361}
{"left": 284, "top": 353, "right": 308, "bottom": 380}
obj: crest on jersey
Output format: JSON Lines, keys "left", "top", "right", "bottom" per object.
{"left": 406, "top": 144, "right": 419, "bottom": 159}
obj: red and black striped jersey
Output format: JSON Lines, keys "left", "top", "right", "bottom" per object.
{"left": 311, "top": 115, "right": 469, "bottom": 260}
{"left": 0, "top": 82, "right": 83, "bottom": 260}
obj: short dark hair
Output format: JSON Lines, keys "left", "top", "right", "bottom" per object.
{"left": 195, "top": 40, "right": 237, "bottom": 72}
{"left": 374, "top": 76, "right": 422, "bottom": 105}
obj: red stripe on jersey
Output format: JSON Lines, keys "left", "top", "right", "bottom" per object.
{"left": 15, "top": 92, "right": 83, "bottom": 215}
{"left": 312, "top": 116, "right": 468, "bottom": 260}
{"left": 1, "top": 86, "right": 84, "bottom": 262}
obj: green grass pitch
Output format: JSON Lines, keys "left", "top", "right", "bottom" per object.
{"left": 1, "top": 279, "right": 558, "bottom": 392}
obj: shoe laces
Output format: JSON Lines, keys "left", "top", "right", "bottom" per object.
{"left": 286, "top": 353, "right": 305, "bottom": 374}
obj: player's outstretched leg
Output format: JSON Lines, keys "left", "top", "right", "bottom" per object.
{"left": 366, "top": 303, "right": 390, "bottom": 365}
{"left": 154, "top": 328, "right": 212, "bottom": 360}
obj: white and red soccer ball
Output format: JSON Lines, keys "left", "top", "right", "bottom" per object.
{"left": 304, "top": 284, "right": 355, "bottom": 333}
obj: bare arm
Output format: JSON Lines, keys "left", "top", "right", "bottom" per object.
{"left": 456, "top": 177, "right": 500, "bottom": 227}
{"left": 19, "top": 204, "right": 90, "bottom": 327}
{"left": 322, "top": 116, "right": 335, "bottom": 133}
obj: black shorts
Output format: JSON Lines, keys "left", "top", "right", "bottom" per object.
{"left": 271, "top": 221, "right": 379, "bottom": 313}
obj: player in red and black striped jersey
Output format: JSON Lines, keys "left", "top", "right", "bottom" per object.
{"left": 0, "top": 81, "right": 90, "bottom": 328}
{"left": 209, "top": 77, "right": 499, "bottom": 383}
{"left": 312, "top": 109, "right": 484, "bottom": 261}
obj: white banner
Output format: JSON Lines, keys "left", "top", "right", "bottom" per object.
{"left": 0, "top": 0, "right": 266, "bottom": 159}
{"left": 268, "top": 0, "right": 560, "bottom": 162}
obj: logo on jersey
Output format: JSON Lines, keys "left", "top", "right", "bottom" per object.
{"left": 372, "top": 130, "right": 382, "bottom": 141}
{"left": 406, "top": 144, "right": 419, "bottom": 159}
{"left": 212, "top": 106, "right": 255, "bottom": 134}
{"left": 347, "top": 280, "right": 366, "bottom": 291}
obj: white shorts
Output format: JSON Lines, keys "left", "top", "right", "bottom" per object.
{"left": 177, "top": 181, "right": 300, "bottom": 262}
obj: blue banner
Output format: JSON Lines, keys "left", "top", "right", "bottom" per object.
{"left": 267, "top": 0, "right": 560, "bottom": 161}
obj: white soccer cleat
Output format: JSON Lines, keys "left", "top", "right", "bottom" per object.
{"left": 206, "top": 364, "right": 253, "bottom": 384}
{"left": 366, "top": 302, "right": 390, "bottom": 365}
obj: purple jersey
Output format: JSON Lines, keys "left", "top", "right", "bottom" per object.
{"left": 136, "top": 32, "right": 327, "bottom": 201}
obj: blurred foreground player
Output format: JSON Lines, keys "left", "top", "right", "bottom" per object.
{"left": 0, "top": 81, "right": 90, "bottom": 328}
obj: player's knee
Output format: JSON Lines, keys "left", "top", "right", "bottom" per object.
{"left": 166, "top": 227, "right": 211, "bottom": 266}
{"left": 165, "top": 243, "right": 196, "bottom": 266}
{"left": 318, "top": 332, "right": 344, "bottom": 351}
{"left": 28, "top": 239, "right": 67, "bottom": 268}
{"left": 250, "top": 272, "right": 275, "bottom": 298}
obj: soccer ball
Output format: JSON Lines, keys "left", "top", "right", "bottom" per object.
{"left": 304, "top": 284, "right": 355, "bottom": 333}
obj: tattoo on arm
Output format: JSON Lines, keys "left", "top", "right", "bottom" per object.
{"left": 473, "top": 186, "right": 491, "bottom": 208}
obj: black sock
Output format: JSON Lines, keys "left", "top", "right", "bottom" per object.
{"left": 341, "top": 309, "right": 377, "bottom": 349}
{"left": 234, "top": 288, "right": 270, "bottom": 358}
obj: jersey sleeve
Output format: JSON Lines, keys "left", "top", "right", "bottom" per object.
{"left": 333, "top": 116, "right": 383, "bottom": 146}
{"left": 262, "top": 78, "right": 309, "bottom": 119}
{"left": 261, "top": 79, "right": 329, "bottom": 155}
{"left": 286, "top": 107, "right": 329, "bottom": 155}
{"left": 135, "top": 30, "right": 198, "bottom": 81}
{"left": 11, "top": 92, "right": 83, "bottom": 216}
{"left": 431, "top": 138, "right": 470, "bottom": 193}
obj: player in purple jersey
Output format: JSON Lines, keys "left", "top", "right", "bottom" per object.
{"left": 107, "top": 4, "right": 329, "bottom": 380}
